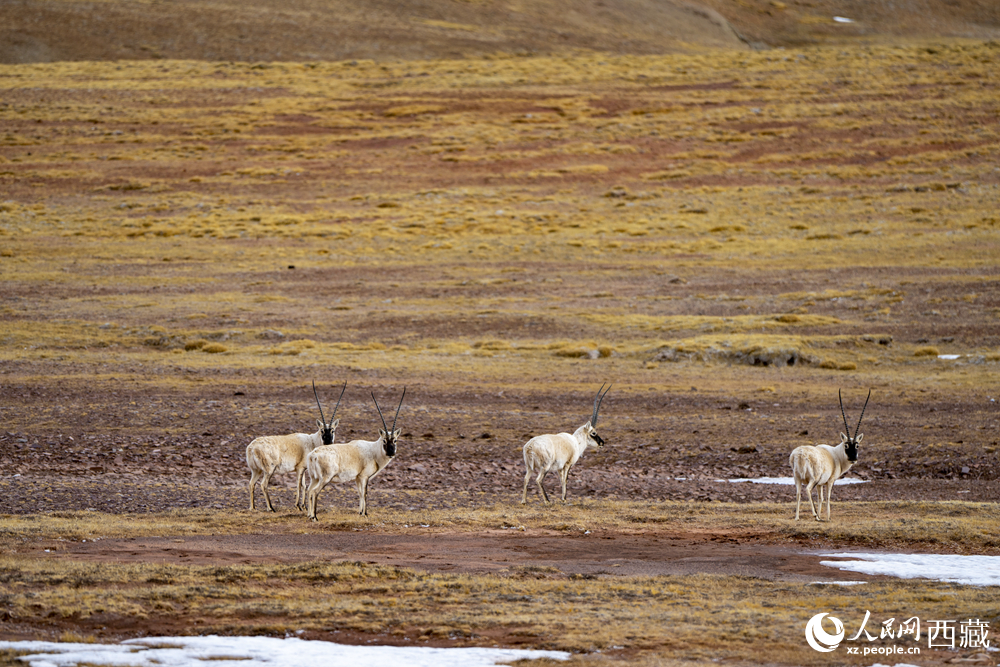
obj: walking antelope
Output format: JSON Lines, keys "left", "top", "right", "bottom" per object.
{"left": 246, "top": 381, "right": 346, "bottom": 512}
{"left": 305, "top": 388, "right": 405, "bottom": 520}
{"left": 790, "top": 389, "right": 871, "bottom": 521}
{"left": 521, "top": 384, "right": 612, "bottom": 504}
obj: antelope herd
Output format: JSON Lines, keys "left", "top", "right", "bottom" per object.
{"left": 247, "top": 382, "right": 873, "bottom": 522}
{"left": 305, "top": 389, "right": 406, "bottom": 520}
{"left": 246, "top": 381, "right": 346, "bottom": 512}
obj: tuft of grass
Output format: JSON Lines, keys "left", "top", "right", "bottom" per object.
{"left": 553, "top": 347, "right": 595, "bottom": 358}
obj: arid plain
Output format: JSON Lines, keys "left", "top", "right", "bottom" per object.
{"left": 1, "top": 9, "right": 1000, "bottom": 666}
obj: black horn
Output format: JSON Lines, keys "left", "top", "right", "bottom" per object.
{"left": 330, "top": 381, "right": 347, "bottom": 423}
{"left": 392, "top": 387, "right": 406, "bottom": 433}
{"left": 855, "top": 389, "right": 872, "bottom": 438}
{"left": 313, "top": 380, "right": 327, "bottom": 425}
{"left": 591, "top": 383, "right": 612, "bottom": 426}
{"left": 838, "top": 388, "right": 850, "bottom": 437}
{"left": 372, "top": 392, "right": 389, "bottom": 433}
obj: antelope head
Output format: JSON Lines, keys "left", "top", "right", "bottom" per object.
{"left": 372, "top": 387, "right": 406, "bottom": 457}
{"left": 838, "top": 388, "right": 871, "bottom": 462}
{"left": 585, "top": 383, "right": 612, "bottom": 448}
{"left": 313, "top": 380, "right": 346, "bottom": 445}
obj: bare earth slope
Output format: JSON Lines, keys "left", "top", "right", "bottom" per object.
{"left": 0, "top": 0, "right": 744, "bottom": 64}
{"left": 699, "top": 0, "right": 1000, "bottom": 49}
{"left": 2, "top": 0, "right": 1000, "bottom": 65}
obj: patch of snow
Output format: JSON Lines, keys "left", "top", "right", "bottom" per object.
{"left": 833, "top": 16, "right": 854, "bottom": 23}
{"left": 719, "top": 477, "right": 868, "bottom": 485}
{"left": 938, "top": 354, "right": 961, "bottom": 360}
{"left": 809, "top": 580, "right": 868, "bottom": 586}
{"left": 820, "top": 553, "right": 1000, "bottom": 587}
{"left": 0, "top": 636, "right": 570, "bottom": 667}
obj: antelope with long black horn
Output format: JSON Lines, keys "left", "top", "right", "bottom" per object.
{"left": 521, "top": 383, "right": 612, "bottom": 504}
{"left": 306, "top": 387, "right": 406, "bottom": 520}
{"left": 246, "top": 381, "right": 346, "bottom": 512}
{"left": 789, "top": 389, "right": 871, "bottom": 521}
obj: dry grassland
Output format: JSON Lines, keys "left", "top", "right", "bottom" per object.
{"left": 2, "top": 43, "right": 999, "bottom": 380}
{"left": 3, "top": 499, "right": 1000, "bottom": 552}
{"left": 1, "top": 39, "right": 999, "bottom": 665}
{"left": 1, "top": 502, "right": 999, "bottom": 665}
{"left": 0, "top": 558, "right": 996, "bottom": 666}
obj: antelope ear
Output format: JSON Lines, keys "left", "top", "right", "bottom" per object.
{"left": 840, "top": 432, "right": 849, "bottom": 443}
{"left": 393, "top": 428, "right": 401, "bottom": 439}
{"left": 330, "top": 418, "right": 340, "bottom": 429}
{"left": 317, "top": 419, "right": 325, "bottom": 430}
{"left": 855, "top": 433, "right": 863, "bottom": 444}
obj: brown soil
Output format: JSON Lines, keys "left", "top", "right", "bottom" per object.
{"left": 2, "top": 524, "right": 901, "bottom": 646}
{"left": 2, "top": 384, "right": 998, "bottom": 517}
{"left": 23, "top": 528, "right": 892, "bottom": 581}
{"left": 2, "top": 0, "right": 998, "bottom": 65}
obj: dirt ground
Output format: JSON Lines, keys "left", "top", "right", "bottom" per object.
{"left": 2, "top": 380, "right": 998, "bottom": 516}
{"left": 18, "top": 529, "right": 868, "bottom": 582}
{"left": 2, "top": 0, "right": 998, "bottom": 64}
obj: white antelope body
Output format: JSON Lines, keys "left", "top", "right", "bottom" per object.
{"left": 246, "top": 381, "right": 345, "bottom": 512}
{"left": 306, "top": 389, "right": 405, "bottom": 520}
{"left": 790, "top": 389, "right": 870, "bottom": 521}
{"left": 521, "top": 384, "right": 611, "bottom": 504}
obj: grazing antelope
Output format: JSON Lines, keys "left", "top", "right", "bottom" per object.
{"left": 790, "top": 389, "right": 871, "bottom": 521}
{"left": 305, "top": 388, "right": 405, "bottom": 520}
{"left": 521, "top": 384, "right": 612, "bottom": 504}
{"left": 246, "top": 381, "right": 346, "bottom": 512}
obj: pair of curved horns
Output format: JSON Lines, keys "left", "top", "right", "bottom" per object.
{"left": 839, "top": 388, "right": 871, "bottom": 440}
{"left": 373, "top": 387, "right": 406, "bottom": 434}
{"left": 591, "top": 383, "right": 612, "bottom": 427}
{"left": 313, "top": 380, "right": 347, "bottom": 426}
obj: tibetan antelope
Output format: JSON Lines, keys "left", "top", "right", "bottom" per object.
{"left": 521, "top": 384, "right": 611, "bottom": 504}
{"left": 246, "top": 381, "right": 346, "bottom": 512}
{"left": 790, "top": 389, "right": 871, "bottom": 521}
{"left": 305, "top": 388, "right": 405, "bottom": 520}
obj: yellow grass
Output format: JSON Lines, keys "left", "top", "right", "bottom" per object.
{"left": 0, "top": 502, "right": 997, "bottom": 662}
{"left": 2, "top": 500, "right": 998, "bottom": 550}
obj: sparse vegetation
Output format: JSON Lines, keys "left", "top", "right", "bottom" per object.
{"left": 3, "top": 501, "right": 999, "bottom": 552}
{"left": 0, "top": 503, "right": 997, "bottom": 662}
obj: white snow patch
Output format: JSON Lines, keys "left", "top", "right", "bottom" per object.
{"left": 833, "top": 16, "right": 854, "bottom": 23}
{"left": 820, "top": 553, "right": 1000, "bottom": 587}
{"left": 938, "top": 354, "right": 961, "bottom": 360}
{"left": 719, "top": 476, "right": 868, "bottom": 485}
{"left": 0, "top": 636, "right": 570, "bottom": 667}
